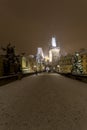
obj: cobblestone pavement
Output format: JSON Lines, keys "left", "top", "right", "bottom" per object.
{"left": 0, "top": 73, "right": 87, "bottom": 130}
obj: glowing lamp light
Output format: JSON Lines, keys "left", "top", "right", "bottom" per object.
{"left": 52, "top": 37, "right": 56, "bottom": 47}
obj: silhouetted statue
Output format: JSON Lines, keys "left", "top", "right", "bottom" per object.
{"left": 1, "top": 43, "right": 21, "bottom": 75}
{"left": 1, "top": 43, "right": 15, "bottom": 57}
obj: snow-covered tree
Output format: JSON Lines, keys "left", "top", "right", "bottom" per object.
{"left": 72, "top": 52, "right": 83, "bottom": 74}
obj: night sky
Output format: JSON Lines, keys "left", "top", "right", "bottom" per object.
{"left": 0, "top": 0, "right": 87, "bottom": 55}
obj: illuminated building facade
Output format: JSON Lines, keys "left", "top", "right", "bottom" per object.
{"left": 36, "top": 48, "right": 45, "bottom": 71}
{"left": 49, "top": 37, "right": 60, "bottom": 65}
{"left": 58, "top": 54, "right": 73, "bottom": 73}
{"left": 36, "top": 47, "right": 44, "bottom": 63}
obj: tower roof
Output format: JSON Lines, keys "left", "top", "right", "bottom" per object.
{"left": 51, "top": 37, "right": 56, "bottom": 47}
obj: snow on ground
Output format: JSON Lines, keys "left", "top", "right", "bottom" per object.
{"left": 0, "top": 73, "right": 87, "bottom": 130}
